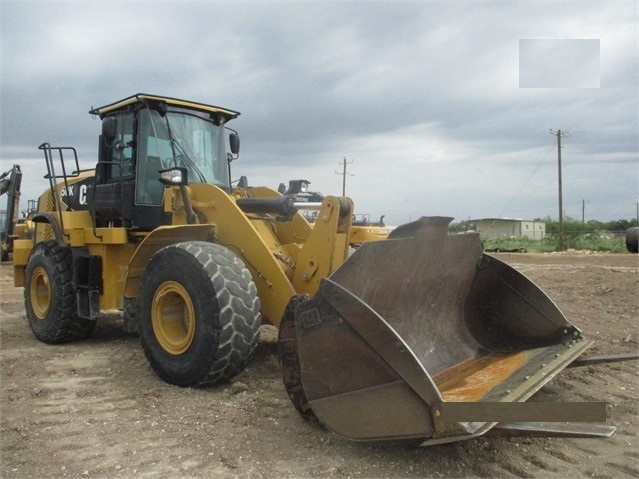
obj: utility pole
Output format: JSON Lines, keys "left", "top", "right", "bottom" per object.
{"left": 335, "top": 157, "right": 354, "bottom": 196}
{"left": 550, "top": 129, "right": 569, "bottom": 251}
{"left": 582, "top": 199, "right": 585, "bottom": 223}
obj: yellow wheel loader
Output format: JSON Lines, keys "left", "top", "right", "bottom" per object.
{"left": 13, "top": 93, "right": 635, "bottom": 445}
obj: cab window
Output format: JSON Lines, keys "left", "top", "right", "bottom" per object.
{"left": 104, "top": 112, "right": 134, "bottom": 181}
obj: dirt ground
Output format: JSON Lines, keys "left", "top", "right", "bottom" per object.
{"left": 1, "top": 251, "right": 637, "bottom": 478}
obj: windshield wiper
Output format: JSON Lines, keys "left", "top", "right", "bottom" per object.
{"left": 163, "top": 113, "right": 208, "bottom": 183}
{"left": 170, "top": 138, "right": 207, "bottom": 183}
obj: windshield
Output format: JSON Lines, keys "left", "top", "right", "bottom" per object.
{"left": 138, "top": 107, "right": 229, "bottom": 190}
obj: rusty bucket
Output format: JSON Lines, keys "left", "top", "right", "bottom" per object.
{"left": 279, "top": 217, "right": 606, "bottom": 445}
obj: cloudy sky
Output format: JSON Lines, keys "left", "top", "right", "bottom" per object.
{"left": 1, "top": 1, "right": 637, "bottom": 226}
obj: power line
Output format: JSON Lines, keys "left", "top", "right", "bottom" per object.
{"left": 550, "top": 129, "right": 570, "bottom": 251}
{"left": 494, "top": 144, "right": 554, "bottom": 220}
{"left": 335, "top": 157, "right": 354, "bottom": 196}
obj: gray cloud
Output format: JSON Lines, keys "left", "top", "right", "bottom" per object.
{"left": 1, "top": 1, "right": 637, "bottom": 225}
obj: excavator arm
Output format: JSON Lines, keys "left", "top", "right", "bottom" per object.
{"left": 0, "top": 164, "right": 22, "bottom": 261}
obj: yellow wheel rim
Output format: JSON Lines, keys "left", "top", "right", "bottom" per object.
{"left": 151, "top": 281, "right": 196, "bottom": 355}
{"left": 30, "top": 266, "right": 51, "bottom": 320}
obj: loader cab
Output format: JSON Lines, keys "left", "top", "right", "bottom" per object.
{"left": 89, "top": 94, "right": 240, "bottom": 230}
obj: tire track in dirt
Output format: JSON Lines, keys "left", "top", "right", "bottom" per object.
{"left": 562, "top": 372, "right": 636, "bottom": 475}
{"left": 2, "top": 255, "right": 638, "bottom": 478}
{"left": 0, "top": 300, "right": 189, "bottom": 477}
{"left": 3, "top": 343, "right": 227, "bottom": 477}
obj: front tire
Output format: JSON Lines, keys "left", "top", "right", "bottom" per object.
{"left": 138, "top": 241, "right": 261, "bottom": 387}
{"left": 278, "top": 295, "right": 318, "bottom": 421}
{"left": 24, "top": 241, "right": 95, "bottom": 343}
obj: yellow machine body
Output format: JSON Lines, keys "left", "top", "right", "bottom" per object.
{"left": 14, "top": 178, "right": 351, "bottom": 327}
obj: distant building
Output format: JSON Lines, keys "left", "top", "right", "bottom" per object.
{"left": 470, "top": 218, "right": 546, "bottom": 240}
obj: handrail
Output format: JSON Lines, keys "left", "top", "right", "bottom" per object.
{"left": 38, "top": 143, "right": 82, "bottom": 240}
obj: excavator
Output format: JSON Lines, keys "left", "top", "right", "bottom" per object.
{"left": 0, "top": 164, "right": 22, "bottom": 261}
{"left": 12, "top": 93, "right": 635, "bottom": 446}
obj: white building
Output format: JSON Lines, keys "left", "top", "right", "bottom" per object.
{"left": 471, "top": 218, "right": 546, "bottom": 240}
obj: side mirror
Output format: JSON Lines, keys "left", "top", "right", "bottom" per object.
{"left": 229, "top": 132, "right": 240, "bottom": 155}
{"left": 102, "top": 116, "right": 117, "bottom": 142}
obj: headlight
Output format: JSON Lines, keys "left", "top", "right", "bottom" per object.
{"left": 159, "top": 167, "right": 188, "bottom": 185}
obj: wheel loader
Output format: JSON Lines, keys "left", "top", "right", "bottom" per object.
{"left": 13, "top": 93, "right": 635, "bottom": 446}
{"left": 277, "top": 178, "right": 394, "bottom": 243}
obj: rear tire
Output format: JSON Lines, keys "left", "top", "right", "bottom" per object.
{"left": 24, "top": 241, "right": 95, "bottom": 343}
{"left": 138, "top": 241, "right": 261, "bottom": 387}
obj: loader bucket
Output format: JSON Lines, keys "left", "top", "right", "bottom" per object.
{"left": 280, "top": 217, "right": 596, "bottom": 445}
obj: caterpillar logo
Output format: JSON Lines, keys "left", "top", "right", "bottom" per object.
{"left": 61, "top": 179, "right": 92, "bottom": 210}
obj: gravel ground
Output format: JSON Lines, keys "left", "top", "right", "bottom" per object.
{"left": 1, "top": 251, "right": 637, "bottom": 478}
